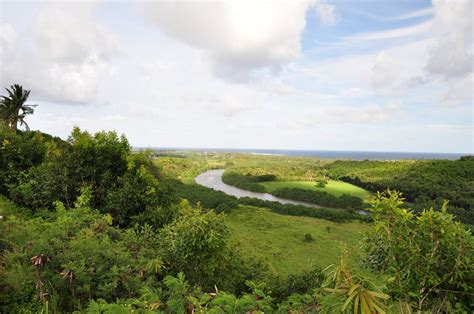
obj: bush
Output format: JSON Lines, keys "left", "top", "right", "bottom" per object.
{"left": 315, "top": 178, "right": 328, "bottom": 188}
{"left": 0, "top": 198, "right": 162, "bottom": 312}
{"left": 364, "top": 191, "right": 474, "bottom": 312}
{"left": 221, "top": 169, "right": 272, "bottom": 193}
{"left": 104, "top": 152, "right": 175, "bottom": 226}
{"left": 158, "top": 200, "right": 266, "bottom": 292}
{"left": 239, "top": 197, "right": 372, "bottom": 223}
{"left": 267, "top": 267, "right": 325, "bottom": 303}
{"left": 273, "top": 187, "right": 365, "bottom": 210}
{"left": 0, "top": 128, "right": 49, "bottom": 194}
{"left": 303, "top": 233, "right": 313, "bottom": 242}
{"left": 172, "top": 179, "right": 239, "bottom": 211}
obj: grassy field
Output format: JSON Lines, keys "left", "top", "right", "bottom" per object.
{"left": 261, "top": 180, "right": 371, "bottom": 199}
{"left": 226, "top": 205, "right": 371, "bottom": 277}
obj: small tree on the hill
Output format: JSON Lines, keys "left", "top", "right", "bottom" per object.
{"left": 0, "top": 84, "right": 37, "bottom": 131}
{"left": 303, "top": 233, "right": 314, "bottom": 242}
{"left": 315, "top": 178, "right": 328, "bottom": 188}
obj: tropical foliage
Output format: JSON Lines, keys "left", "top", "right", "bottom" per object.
{"left": 273, "top": 187, "right": 365, "bottom": 210}
{"left": 364, "top": 190, "right": 473, "bottom": 312}
{"left": 327, "top": 159, "right": 474, "bottom": 224}
{"left": 0, "top": 84, "right": 36, "bottom": 131}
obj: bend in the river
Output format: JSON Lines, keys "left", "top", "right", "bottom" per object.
{"left": 195, "top": 169, "right": 336, "bottom": 210}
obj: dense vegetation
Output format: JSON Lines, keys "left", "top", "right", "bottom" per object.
{"left": 222, "top": 169, "right": 275, "bottom": 192}
{"left": 2, "top": 127, "right": 175, "bottom": 227}
{"left": 272, "top": 188, "right": 365, "bottom": 210}
{"left": 326, "top": 159, "right": 474, "bottom": 224}
{"left": 364, "top": 191, "right": 473, "bottom": 312}
{"left": 171, "top": 180, "right": 239, "bottom": 214}
{"left": 1, "top": 86, "right": 472, "bottom": 312}
{"left": 238, "top": 197, "right": 371, "bottom": 223}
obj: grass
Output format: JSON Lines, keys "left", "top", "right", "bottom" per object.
{"left": 226, "top": 205, "right": 372, "bottom": 277}
{"left": 261, "top": 180, "right": 372, "bottom": 200}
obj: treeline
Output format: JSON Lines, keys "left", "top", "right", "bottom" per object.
{"left": 326, "top": 158, "right": 474, "bottom": 224}
{"left": 239, "top": 197, "right": 372, "bottom": 223}
{"left": 171, "top": 179, "right": 239, "bottom": 213}
{"left": 1, "top": 127, "right": 174, "bottom": 227}
{"left": 219, "top": 154, "right": 329, "bottom": 181}
{"left": 221, "top": 169, "right": 276, "bottom": 192}
{"left": 273, "top": 188, "right": 365, "bottom": 210}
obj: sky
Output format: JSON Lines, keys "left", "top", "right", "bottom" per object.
{"left": 0, "top": 0, "right": 473, "bottom": 153}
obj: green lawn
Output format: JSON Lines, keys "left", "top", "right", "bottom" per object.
{"left": 226, "top": 205, "right": 372, "bottom": 277}
{"left": 261, "top": 180, "right": 371, "bottom": 200}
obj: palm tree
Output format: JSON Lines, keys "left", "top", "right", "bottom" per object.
{"left": 0, "top": 84, "right": 37, "bottom": 131}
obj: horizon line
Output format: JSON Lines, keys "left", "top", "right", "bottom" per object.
{"left": 132, "top": 146, "right": 471, "bottom": 156}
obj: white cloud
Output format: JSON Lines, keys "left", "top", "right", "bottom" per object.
{"left": 370, "top": 45, "right": 430, "bottom": 95}
{"left": 0, "top": 23, "right": 17, "bottom": 65}
{"left": 441, "top": 73, "right": 474, "bottom": 106}
{"left": 315, "top": 1, "right": 338, "bottom": 26}
{"left": 31, "top": 3, "right": 118, "bottom": 62}
{"left": 425, "top": 0, "right": 473, "bottom": 79}
{"left": 1, "top": 1, "right": 119, "bottom": 104}
{"left": 320, "top": 101, "right": 404, "bottom": 124}
{"left": 141, "top": 0, "right": 325, "bottom": 81}
{"left": 340, "top": 0, "right": 473, "bottom": 106}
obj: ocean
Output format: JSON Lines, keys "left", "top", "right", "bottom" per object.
{"left": 135, "top": 147, "right": 470, "bottom": 161}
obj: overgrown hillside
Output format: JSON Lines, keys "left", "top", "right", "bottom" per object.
{"left": 326, "top": 159, "right": 474, "bottom": 224}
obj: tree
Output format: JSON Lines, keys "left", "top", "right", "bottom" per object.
{"left": 0, "top": 84, "right": 37, "bottom": 131}
{"left": 0, "top": 128, "right": 47, "bottom": 194}
{"left": 315, "top": 178, "right": 328, "bottom": 188}
{"left": 364, "top": 190, "right": 473, "bottom": 312}
{"left": 159, "top": 201, "right": 228, "bottom": 286}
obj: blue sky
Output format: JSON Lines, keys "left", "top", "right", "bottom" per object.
{"left": 1, "top": 0, "right": 472, "bottom": 153}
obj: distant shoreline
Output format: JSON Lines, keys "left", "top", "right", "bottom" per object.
{"left": 134, "top": 147, "right": 470, "bottom": 161}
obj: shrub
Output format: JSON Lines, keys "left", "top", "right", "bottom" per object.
{"left": 273, "top": 187, "right": 365, "bottom": 210}
{"left": 315, "top": 178, "right": 328, "bottom": 188}
{"left": 239, "top": 197, "right": 372, "bottom": 223}
{"left": 221, "top": 169, "right": 269, "bottom": 193}
{"left": 364, "top": 190, "right": 473, "bottom": 312}
{"left": 303, "top": 233, "right": 314, "bottom": 242}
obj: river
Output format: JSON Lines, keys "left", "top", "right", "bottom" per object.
{"left": 195, "top": 169, "right": 330, "bottom": 209}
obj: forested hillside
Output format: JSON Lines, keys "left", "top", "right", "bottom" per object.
{"left": 326, "top": 159, "right": 474, "bottom": 224}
